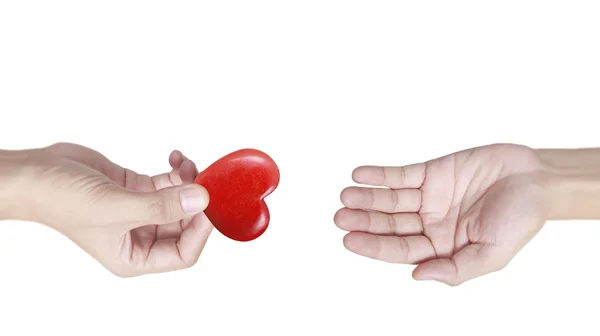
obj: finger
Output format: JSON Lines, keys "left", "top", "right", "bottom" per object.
{"left": 340, "top": 186, "right": 421, "bottom": 213}
{"left": 151, "top": 160, "right": 198, "bottom": 190}
{"left": 169, "top": 150, "right": 196, "bottom": 168}
{"left": 352, "top": 163, "right": 426, "bottom": 189}
{"left": 152, "top": 150, "right": 199, "bottom": 190}
{"left": 155, "top": 214, "right": 196, "bottom": 240}
{"left": 142, "top": 213, "right": 213, "bottom": 273}
{"left": 107, "top": 184, "right": 209, "bottom": 227}
{"left": 179, "top": 159, "right": 199, "bottom": 184}
{"left": 156, "top": 221, "right": 184, "bottom": 240}
{"left": 343, "top": 232, "right": 436, "bottom": 264}
{"left": 169, "top": 150, "right": 186, "bottom": 170}
{"left": 412, "top": 243, "right": 507, "bottom": 286}
{"left": 151, "top": 171, "right": 182, "bottom": 190}
{"left": 176, "top": 212, "right": 213, "bottom": 265}
{"left": 165, "top": 150, "right": 198, "bottom": 185}
{"left": 334, "top": 208, "right": 423, "bottom": 235}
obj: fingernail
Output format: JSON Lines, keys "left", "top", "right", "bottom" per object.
{"left": 180, "top": 186, "right": 209, "bottom": 213}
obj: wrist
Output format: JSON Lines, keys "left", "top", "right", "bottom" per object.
{"left": 0, "top": 149, "right": 38, "bottom": 221}
{"left": 537, "top": 148, "right": 600, "bottom": 220}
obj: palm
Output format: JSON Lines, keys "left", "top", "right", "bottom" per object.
{"left": 335, "top": 144, "right": 546, "bottom": 285}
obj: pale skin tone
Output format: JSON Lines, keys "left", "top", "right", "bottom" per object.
{"left": 2, "top": 142, "right": 600, "bottom": 284}
{"left": 335, "top": 143, "right": 600, "bottom": 286}
{"left": 0, "top": 142, "right": 212, "bottom": 277}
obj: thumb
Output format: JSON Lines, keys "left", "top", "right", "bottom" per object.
{"left": 412, "top": 243, "right": 508, "bottom": 286}
{"left": 107, "top": 184, "right": 210, "bottom": 227}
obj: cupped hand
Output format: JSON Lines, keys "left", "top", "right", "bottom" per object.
{"left": 24, "top": 142, "right": 213, "bottom": 277}
{"left": 334, "top": 144, "right": 548, "bottom": 286}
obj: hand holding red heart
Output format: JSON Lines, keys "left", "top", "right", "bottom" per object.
{"left": 0, "top": 143, "right": 281, "bottom": 277}
{"left": 0, "top": 142, "right": 214, "bottom": 277}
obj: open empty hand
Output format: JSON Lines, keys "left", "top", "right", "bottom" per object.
{"left": 334, "top": 144, "right": 548, "bottom": 286}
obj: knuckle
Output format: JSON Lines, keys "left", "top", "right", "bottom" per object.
{"left": 52, "top": 141, "right": 70, "bottom": 147}
{"left": 147, "top": 194, "right": 180, "bottom": 223}
{"left": 178, "top": 244, "right": 201, "bottom": 269}
{"left": 491, "top": 259, "right": 509, "bottom": 273}
{"left": 395, "top": 238, "right": 411, "bottom": 261}
{"left": 45, "top": 142, "right": 74, "bottom": 154}
{"left": 387, "top": 214, "right": 397, "bottom": 233}
{"left": 414, "top": 213, "right": 424, "bottom": 233}
{"left": 47, "top": 141, "right": 68, "bottom": 149}
{"left": 390, "top": 189, "right": 399, "bottom": 211}
{"left": 181, "top": 257, "right": 199, "bottom": 269}
{"left": 367, "top": 188, "right": 376, "bottom": 208}
{"left": 415, "top": 190, "right": 423, "bottom": 211}
{"left": 379, "top": 166, "right": 387, "bottom": 185}
{"left": 366, "top": 211, "right": 375, "bottom": 232}
{"left": 395, "top": 167, "right": 406, "bottom": 185}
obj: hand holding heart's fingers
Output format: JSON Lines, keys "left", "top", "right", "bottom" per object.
{"left": 134, "top": 212, "right": 213, "bottom": 274}
{"left": 105, "top": 185, "right": 209, "bottom": 228}
{"left": 98, "top": 152, "right": 210, "bottom": 276}
{"left": 151, "top": 150, "right": 199, "bottom": 189}
{"left": 343, "top": 232, "right": 436, "bottom": 264}
{"left": 168, "top": 150, "right": 199, "bottom": 184}
{"left": 169, "top": 149, "right": 187, "bottom": 169}
{"left": 115, "top": 156, "right": 205, "bottom": 229}
{"left": 95, "top": 179, "right": 211, "bottom": 276}
{"left": 173, "top": 213, "right": 213, "bottom": 267}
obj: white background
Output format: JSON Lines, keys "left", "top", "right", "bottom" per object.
{"left": 1, "top": 1, "right": 599, "bottom": 335}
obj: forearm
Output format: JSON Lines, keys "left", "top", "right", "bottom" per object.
{"left": 537, "top": 148, "right": 600, "bottom": 220}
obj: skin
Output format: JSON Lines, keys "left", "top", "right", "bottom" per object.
{"left": 3, "top": 142, "right": 600, "bottom": 283}
{"left": 0, "top": 142, "right": 212, "bottom": 277}
{"left": 335, "top": 143, "right": 600, "bottom": 286}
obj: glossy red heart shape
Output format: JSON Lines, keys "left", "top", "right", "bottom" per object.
{"left": 194, "top": 149, "right": 280, "bottom": 242}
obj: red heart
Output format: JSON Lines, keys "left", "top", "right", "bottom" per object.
{"left": 194, "top": 149, "right": 280, "bottom": 242}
